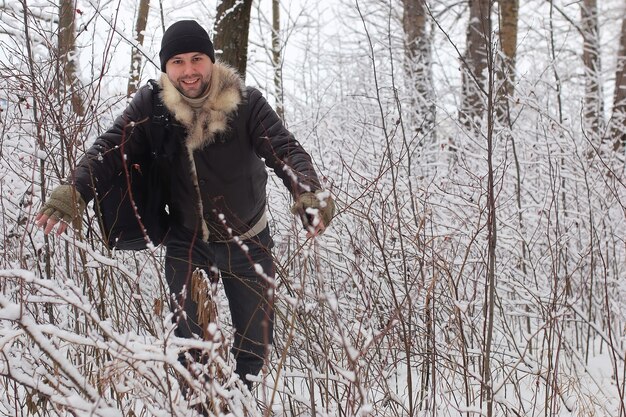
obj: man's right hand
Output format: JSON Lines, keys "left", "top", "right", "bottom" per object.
{"left": 35, "top": 184, "right": 86, "bottom": 236}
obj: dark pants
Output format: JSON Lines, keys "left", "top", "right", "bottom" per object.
{"left": 164, "top": 226, "right": 275, "bottom": 385}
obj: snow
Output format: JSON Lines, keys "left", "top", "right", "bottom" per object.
{"left": 1, "top": 0, "right": 625, "bottom": 416}
{"left": 0, "top": 302, "right": 20, "bottom": 321}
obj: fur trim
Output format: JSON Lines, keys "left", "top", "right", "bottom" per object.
{"left": 160, "top": 62, "right": 243, "bottom": 241}
{"left": 159, "top": 62, "right": 244, "bottom": 151}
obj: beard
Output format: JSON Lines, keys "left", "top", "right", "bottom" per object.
{"left": 175, "top": 77, "right": 210, "bottom": 99}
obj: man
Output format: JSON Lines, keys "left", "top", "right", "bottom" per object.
{"left": 35, "top": 20, "right": 334, "bottom": 389}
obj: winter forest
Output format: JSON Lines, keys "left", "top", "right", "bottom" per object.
{"left": 0, "top": 0, "right": 625, "bottom": 416}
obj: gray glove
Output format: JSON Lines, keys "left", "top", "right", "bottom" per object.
{"left": 291, "top": 190, "right": 335, "bottom": 231}
{"left": 38, "top": 184, "right": 86, "bottom": 229}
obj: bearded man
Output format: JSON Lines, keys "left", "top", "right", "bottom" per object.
{"left": 36, "top": 19, "right": 334, "bottom": 390}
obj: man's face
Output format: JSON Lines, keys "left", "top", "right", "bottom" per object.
{"left": 165, "top": 52, "right": 213, "bottom": 98}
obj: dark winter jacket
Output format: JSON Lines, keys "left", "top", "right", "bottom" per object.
{"left": 72, "top": 62, "right": 321, "bottom": 242}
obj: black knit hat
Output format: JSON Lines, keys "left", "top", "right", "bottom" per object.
{"left": 159, "top": 20, "right": 215, "bottom": 72}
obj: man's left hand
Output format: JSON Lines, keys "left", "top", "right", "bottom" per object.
{"left": 291, "top": 190, "right": 335, "bottom": 237}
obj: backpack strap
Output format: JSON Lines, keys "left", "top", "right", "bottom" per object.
{"left": 148, "top": 80, "right": 167, "bottom": 124}
{"left": 147, "top": 79, "right": 179, "bottom": 163}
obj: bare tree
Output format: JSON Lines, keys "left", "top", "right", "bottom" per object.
{"left": 213, "top": 0, "right": 253, "bottom": 78}
{"left": 2, "top": 1, "right": 625, "bottom": 416}
{"left": 127, "top": 0, "right": 151, "bottom": 97}
{"left": 58, "top": 0, "right": 84, "bottom": 116}
{"left": 496, "top": 0, "right": 533, "bottom": 355}
{"left": 581, "top": 0, "right": 604, "bottom": 137}
{"left": 402, "top": 0, "right": 434, "bottom": 136}
{"left": 272, "top": 0, "right": 284, "bottom": 121}
{"left": 610, "top": 1, "right": 626, "bottom": 151}
{"left": 496, "top": 0, "right": 518, "bottom": 124}
{"left": 459, "top": 0, "right": 491, "bottom": 130}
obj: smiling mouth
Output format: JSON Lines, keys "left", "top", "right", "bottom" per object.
{"left": 181, "top": 78, "right": 200, "bottom": 86}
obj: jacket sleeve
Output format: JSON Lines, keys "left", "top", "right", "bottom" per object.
{"left": 70, "top": 85, "right": 154, "bottom": 203}
{"left": 246, "top": 87, "right": 322, "bottom": 196}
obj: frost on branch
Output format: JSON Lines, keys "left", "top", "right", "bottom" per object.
{"left": 0, "top": 270, "right": 259, "bottom": 417}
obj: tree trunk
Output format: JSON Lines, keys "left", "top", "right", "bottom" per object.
{"left": 581, "top": 0, "right": 604, "bottom": 137}
{"left": 611, "top": 2, "right": 626, "bottom": 151}
{"left": 127, "top": 0, "right": 151, "bottom": 97}
{"left": 58, "top": 0, "right": 84, "bottom": 116}
{"left": 272, "top": 0, "right": 284, "bottom": 121}
{"left": 402, "top": 0, "right": 435, "bottom": 136}
{"left": 496, "top": 0, "right": 518, "bottom": 124}
{"left": 459, "top": 0, "right": 491, "bottom": 130}
{"left": 213, "top": 0, "right": 253, "bottom": 78}
{"left": 498, "top": 0, "right": 530, "bottom": 354}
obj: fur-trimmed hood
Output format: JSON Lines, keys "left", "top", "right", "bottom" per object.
{"left": 159, "top": 62, "right": 244, "bottom": 151}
